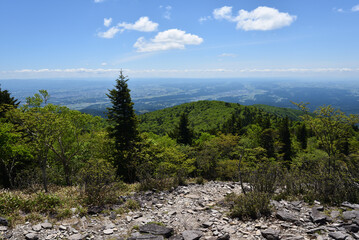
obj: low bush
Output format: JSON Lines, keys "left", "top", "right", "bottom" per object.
{"left": 226, "top": 192, "right": 271, "bottom": 220}
{"left": 78, "top": 158, "right": 126, "bottom": 206}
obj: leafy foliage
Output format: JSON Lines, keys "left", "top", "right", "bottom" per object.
{"left": 226, "top": 192, "right": 271, "bottom": 220}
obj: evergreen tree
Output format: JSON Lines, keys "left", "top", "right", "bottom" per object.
{"left": 171, "top": 113, "right": 193, "bottom": 145}
{"left": 0, "top": 85, "right": 19, "bottom": 118}
{"left": 260, "top": 128, "right": 275, "bottom": 158}
{"left": 107, "top": 71, "right": 139, "bottom": 182}
{"left": 279, "top": 117, "right": 292, "bottom": 167}
{"left": 297, "top": 123, "right": 308, "bottom": 149}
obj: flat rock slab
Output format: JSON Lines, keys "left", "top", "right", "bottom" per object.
{"left": 342, "top": 202, "right": 359, "bottom": 209}
{"left": 68, "top": 234, "right": 86, "bottom": 240}
{"left": 25, "top": 233, "right": 39, "bottom": 240}
{"left": 0, "top": 226, "right": 8, "bottom": 231}
{"left": 261, "top": 229, "right": 280, "bottom": 240}
{"left": 32, "top": 224, "right": 42, "bottom": 232}
{"left": 276, "top": 210, "right": 298, "bottom": 223}
{"left": 140, "top": 223, "right": 174, "bottom": 238}
{"left": 342, "top": 210, "right": 359, "bottom": 221}
{"left": 41, "top": 222, "right": 53, "bottom": 229}
{"left": 181, "top": 230, "right": 202, "bottom": 240}
{"left": 328, "top": 232, "right": 348, "bottom": 240}
{"left": 129, "top": 234, "right": 164, "bottom": 240}
{"left": 311, "top": 209, "right": 327, "bottom": 224}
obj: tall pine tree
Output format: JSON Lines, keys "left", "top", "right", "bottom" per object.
{"left": 0, "top": 85, "right": 20, "bottom": 118}
{"left": 107, "top": 71, "right": 139, "bottom": 182}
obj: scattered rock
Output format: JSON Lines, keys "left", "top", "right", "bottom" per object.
{"left": 32, "top": 224, "right": 42, "bottom": 232}
{"left": 276, "top": 210, "right": 298, "bottom": 223}
{"left": 41, "top": 222, "right": 53, "bottom": 229}
{"left": 181, "top": 230, "right": 202, "bottom": 240}
{"left": 104, "top": 228, "right": 114, "bottom": 235}
{"left": 342, "top": 202, "right": 359, "bottom": 210}
{"left": 68, "top": 233, "right": 85, "bottom": 240}
{"left": 261, "top": 228, "right": 280, "bottom": 240}
{"left": 25, "top": 232, "right": 39, "bottom": 240}
{"left": 328, "top": 232, "right": 348, "bottom": 240}
{"left": 129, "top": 234, "right": 164, "bottom": 240}
{"left": 310, "top": 208, "right": 327, "bottom": 224}
{"left": 0, "top": 226, "right": 8, "bottom": 231}
{"left": 140, "top": 223, "right": 174, "bottom": 238}
{"left": 87, "top": 205, "right": 104, "bottom": 215}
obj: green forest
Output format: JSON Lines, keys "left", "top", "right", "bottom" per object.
{"left": 1, "top": 73, "right": 359, "bottom": 225}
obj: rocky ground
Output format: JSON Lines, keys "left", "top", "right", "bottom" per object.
{"left": 1, "top": 181, "right": 359, "bottom": 240}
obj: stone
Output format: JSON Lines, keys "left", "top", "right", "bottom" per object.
{"left": 41, "top": 222, "right": 53, "bottom": 229}
{"left": 68, "top": 234, "right": 85, "bottom": 240}
{"left": 181, "top": 230, "right": 202, "bottom": 240}
{"left": 331, "top": 211, "right": 341, "bottom": 219}
{"left": 0, "top": 225, "right": 8, "bottom": 231}
{"left": 25, "top": 233, "right": 39, "bottom": 240}
{"left": 342, "top": 202, "right": 359, "bottom": 210}
{"left": 59, "top": 225, "right": 67, "bottom": 231}
{"left": 342, "top": 211, "right": 359, "bottom": 221}
{"left": 328, "top": 232, "right": 348, "bottom": 240}
{"left": 32, "top": 224, "right": 42, "bottom": 232}
{"left": 310, "top": 208, "right": 327, "bottom": 224}
{"left": 87, "top": 206, "right": 104, "bottom": 215}
{"left": 343, "top": 224, "right": 359, "bottom": 233}
{"left": 0, "top": 217, "right": 9, "bottom": 226}
{"left": 261, "top": 229, "right": 280, "bottom": 240}
{"left": 202, "top": 222, "right": 213, "bottom": 228}
{"left": 104, "top": 229, "right": 114, "bottom": 235}
{"left": 129, "top": 234, "right": 164, "bottom": 240}
{"left": 217, "top": 233, "right": 230, "bottom": 240}
{"left": 110, "top": 211, "right": 117, "bottom": 220}
{"left": 276, "top": 210, "right": 298, "bottom": 223}
{"left": 169, "top": 235, "right": 184, "bottom": 240}
{"left": 139, "top": 223, "right": 174, "bottom": 238}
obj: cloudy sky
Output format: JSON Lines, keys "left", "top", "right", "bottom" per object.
{"left": 1, "top": 0, "right": 359, "bottom": 79}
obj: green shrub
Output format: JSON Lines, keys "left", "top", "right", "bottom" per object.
{"left": 124, "top": 199, "right": 140, "bottom": 210}
{"left": 227, "top": 192, "right": 271, "bottom": 220}
{"left": 0, "top": 192, "right": 23, "bottom": 215}
{"left": 32, "top": 192, "right": 61, "bottom": 213}
{"left": 78, "top": 158, "right": 123, "bottom": 206}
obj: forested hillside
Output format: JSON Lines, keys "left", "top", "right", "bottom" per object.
{"left": 138, "top": 100, "right": 306, "bottom": 135}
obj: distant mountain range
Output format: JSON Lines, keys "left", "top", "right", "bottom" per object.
{"left": 1, "top": 78, "right": 359, "bottom": 117}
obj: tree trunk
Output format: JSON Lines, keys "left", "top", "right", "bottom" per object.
{"left": 238, "top": 154, "right": 246, "bottom": 195}
{"left": 41, "top": 156, "right": 48, "bottom": 192}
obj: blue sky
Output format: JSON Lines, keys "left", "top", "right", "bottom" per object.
{"left": 1, "top": 0, "right": 359, "bottom": 79}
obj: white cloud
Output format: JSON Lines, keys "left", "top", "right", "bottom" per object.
{"left": 133, "top": 29, "right": 203, "bottom": 52}
{"left": 101, "top": 62, "right": 108, "bottom": 66}
{"left": 104, "top": 18, "right": 112, "bottom": 27}
{"left": 94, "top": 0, "right": 105, "bottom": 3}
{"left": 2, "top": 67, "right": 358, "bottom": 79}
{"left": 160, "top": 5, "right": 172, "bottom": 20}
{"left": 118, "top": 16, "right": 158, "bottom": 32}
{"left": 352, "top": 4, "right": 359, "bottom": 12}
{"left": 213, "top": 6, "right": 233, "bottom": 20}
{"left": 98, "top": 26, "right": 121, "bottom": 39}
{"left": 213, "top": 6, "right": 296, "bottom": 31}
{"left": 199, "top": 16, "right": 212, "bottom": 23}
{"left": 219, "top": 53, "right": 237, "bottom": 57}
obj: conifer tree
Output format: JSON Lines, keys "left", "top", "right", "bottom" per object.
{"left": 0, "top": 85, "right": 19, "bottom": 118}
{"left": 171, "top": 113, "right": 193, "bottom": 145}
{"left": 279, "top": 117, "right": 292, "bottom": 167}
{"left": 107, "top": 71, "right": 139, "bottom": 182}
{"left": 297, "top": 123, "right": 307, "bottom": 149}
